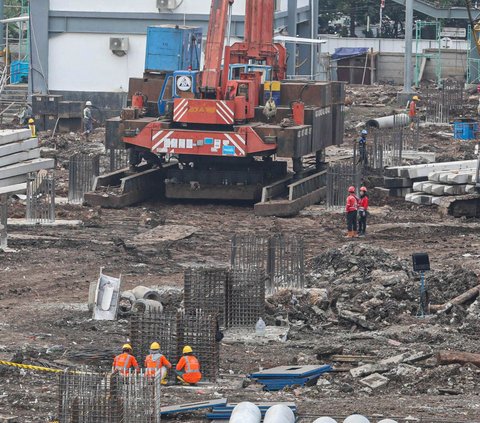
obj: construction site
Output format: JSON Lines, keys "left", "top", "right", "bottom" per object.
{"left": 1, "top": 0, "right": 480, "bottom": 422}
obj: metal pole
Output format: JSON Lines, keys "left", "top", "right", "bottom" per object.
{"left": 310, "top": 0, "right": 318, "bottom": 79}
{"left": 287, "top": 0, "right": 297, "bottom": 77}
{"left": 0, "top": 0, "right": 4, "bottom": 51}
{"left": 402, "top": 0, "right": 414, "bottom": 95}
{"left": 226, "top": 1, "right": 233, "bottom": 47}
{"left": 379, "top": 4, "right": 382, "bottom": 37}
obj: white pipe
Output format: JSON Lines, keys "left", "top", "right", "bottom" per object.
{"left": 313, "top": 418, "right": 338, "bottom": 423}
{"left": 365, "top": 113, "right": 410, "bottom": 129}
{"left": 229, "top": 402, "right": 261, "bottom": 423}
{"left": 343, "top": 415, "right": 370, "bottom": 423}
{"left": 378, "top": 420, "right": 398, "bottom": 423}
{"left": 264, "top": 404, "right": 295, "bottom": 423}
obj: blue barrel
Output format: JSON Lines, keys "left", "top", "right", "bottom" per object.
{"left": 453, "top": 120, "right": 478, "bottom": 140}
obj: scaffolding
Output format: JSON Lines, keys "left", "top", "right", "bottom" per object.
{"left": 467, "top": 25, "right": 480, "bottom": 84}
{"left": 414, "top": 21, "right": 442, "bottom": 87}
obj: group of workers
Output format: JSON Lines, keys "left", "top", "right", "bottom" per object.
{"left": 345, "top": 185, "right": 369, "bottom": 238}
{"left": 112, "top": 342, "right": 202, "bottom": 385}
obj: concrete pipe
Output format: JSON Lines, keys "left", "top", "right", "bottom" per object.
{"left": 118, "top": 290, "right": 136, "bottom": 314}
{"left": 132, "top": 299, "right": 164, "bottom": 314}
{"left": 313, "top": 418, "right": 338, "bottom": 423}
{"left": 264, "top": 404, "right": 295, "bottom": 423}
{"left": 365, "top": 113, "right": 409, "bottom": 129}
{"left": 378, "top": 420, "right": 398, "bottom": 423}
{"left": 343, "top": 415, "right": 370, "bottom": 423}
{"left": 229, "top": 402, "right": 261, "bottom": 423}
{"left": 131, "top": 285, "right": 163, "bottom": 302}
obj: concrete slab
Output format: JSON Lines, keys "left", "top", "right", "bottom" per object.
{"left": 384, "top": 177, "right": 412, "bottom": 189}
{"left": 444, "top": 185, "right": 467, "bottom": 195}
{"left": 412, "top": 182, "right": 424, "bottom": 192}
{"left": 0, "top": 183, "right": 26, "bottom": 196}
{"left": 0, "top": 158, "right": 54, "bottom": 180}
{"left": 422, "top": 183, "right": 433, "bottom": 194}
{"left": 401, "top": 151, "right": 436, "bottom": 162}
{"left": 446, "top": 173, "right": 470, "bottom": 185}
{"left": 350, "top": 364, "right": 389, "bottom": 378}
{"left": 0, "top": 175, "right": 27, "bottom": 188}
{"left": 0, "top": 138, "right": 37, "bottom": 157}
{"left": 385, "top": 160, "right": 477, "bottom": 179}
{"left": 466, "top": 184, "right": 476, "bottom": 194}
{"left": 360, "top": 373, "right": 389, "bottom": 389}
{"left": 405, "top": 194, "right": 433, "bottom": 205}
{"left": 0, "top": 149, "right": 40, "bottom": 168}
{"left": 0, "top": 129, "right": 33, "bottom": 146}
{"left": 430, "top": 184, "right": 445, "bottom": 196}
{"left": 7, "top": 219, "right": 82, "bottom": 227}
{"left": 431, "top": 196, "right": 443, "bottom": 205}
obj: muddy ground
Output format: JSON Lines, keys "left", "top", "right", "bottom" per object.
{"left": 1, "top": 85, "right": 480, "bottom": 422}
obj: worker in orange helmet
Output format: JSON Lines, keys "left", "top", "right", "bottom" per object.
{"left": 408, "top": 95, "right": 420, "bottom": 131}
{"left": 357, "top": 186, "right": 369, "bottom": 237}
{"left": 145, "top": 341, "right": 172, "bottom": 384}
{"left": 345, "top": 185, "right": 359, "bottom": 238}
{"left": 175, "top": 345, "right": 202, "bottom": 385}
{"left": 112, "top": 343, "right": 139, "bottom": 376}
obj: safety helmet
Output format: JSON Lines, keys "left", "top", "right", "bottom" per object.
{"left": 183, "top": 345, "right": 193, "bottom": 354}
{"left": 361, "top": 129, "right": 368, "bottom": 135}
{"left": 360, "top": 186, "right": 367, "bottom": 192}
{"left": 150, "top": 342, "right": 160, "bottom": 350}
{"left": 412, "top": 95, "right": 419, "bottom": 101}
{"left": 348, "top": 186, "right": 355, "bottom": 193}
{"left": 122, "top": 343, "right": 133, "bottom": 351}
{"left": 85, "top": 101, "right": 92, "bottom": 106}
{"left": 28, "top": 118, "right": 34, "bottom": 124}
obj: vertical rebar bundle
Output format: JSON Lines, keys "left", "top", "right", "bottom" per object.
{"left": 423, "top": 80, "right": 464, "bottom": 124}
{"left": 326, "top": 162, "right": 361, "bottom": 209}
{"left": 57, "top": 371, "right": 161, "bottom": 423}
{"left": 26, "top": 171, "right": 55, "bottom": 223}
{"left": 108, "top": 148, "right": 130, "bottom": 172}
{"left": 68, "top": 153, "right": 100, "bottom": 204}
{"left": 0, "top": 194, "right": 7, "bottom": 250}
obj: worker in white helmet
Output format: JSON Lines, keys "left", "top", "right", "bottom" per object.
{"left": 83, "top": 100, "right": 94, "bottom": 140}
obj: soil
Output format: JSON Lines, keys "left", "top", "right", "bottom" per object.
{"left": 1, "top": 86, "right": 480, "bottom": 422}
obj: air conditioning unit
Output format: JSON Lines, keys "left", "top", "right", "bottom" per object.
{"left": 109, "top": 37, "right": 129, "bottom": 56}
{"left": 157, "top": 0, "right": 178, "bottom": 11}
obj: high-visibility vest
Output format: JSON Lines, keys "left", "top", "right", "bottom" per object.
{"left": 145, "top": 353, "right": 165, "bottom": 377}
{"left": 113, "top": 353, "right": 137, "bottom": 376}
{"left": 179, "top": 355, "right": 202, "bottom": 384}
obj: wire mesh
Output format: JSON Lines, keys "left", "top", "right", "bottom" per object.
{"left": 57, "top": 371, "right": 161, "bottom": 423}
{"left": 68, "top": 153, "right": 100, "bottom": 204}
{"left": 231, "top": 233, "right": 268, "bottom": 271}
{"left": 26, "top": 171, "right": 55, "bottom": 223}
{"left": 0, "top": 195, "right": 7, "bottom": 250}
{"left": 184, "top": 268, "right": 228, "bottom": 326}
{"left": 326, "top": 162, "right": 361, "bottom": 209}
{"left": 108, "top": 148, "right": 130, "bottom": 172}
{"left": 423, "top": 80, "right": 464, "bottom": 124}
{"left": 226, "top": 269, "right": 266, "bottom": 327}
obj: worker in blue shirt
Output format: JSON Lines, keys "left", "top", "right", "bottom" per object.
{"left": 357, "top": 129, "right": 368, "bottom": 166}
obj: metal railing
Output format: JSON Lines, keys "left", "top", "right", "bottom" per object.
{"left": 0, "top": 64, "right": 10, "bottom": 96}
{"left": 288, "top": 170, "right": 326, "bottom": 201}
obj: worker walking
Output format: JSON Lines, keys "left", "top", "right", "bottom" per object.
{"left": 345, "top": 186, "right": 358, "bottom": 238}
{"left": 28, "top": 118, "right": 36, "bottom": 137}
{"left": 357, "top": 186, "right": 369, "bottom": 237}
{"left": 408, "top": 95, "right": 419, "bottom": 131}
{"left": 357, "top": 129, "right": 368, "bottom": 167}
{"left": 175, "top": 345, "right": 202, "bottom": 385}
{"left": 82, "top": 100, "right": 94, "bottom": 141}
{"left": 145, "top": 341, "right": 172, "bottom": 385}
{"left": 112, "top": 343, "right": 139, "bottom": 376}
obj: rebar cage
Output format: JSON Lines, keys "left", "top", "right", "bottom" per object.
{"left": 68, "top": 153, "right": 100, "bottom": 203}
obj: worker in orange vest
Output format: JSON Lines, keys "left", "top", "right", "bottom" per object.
{"left": 345, "top": 185, "right": 359, "bottom": 238}
{"left": 145, "top": 341, "right": 172, "bottom": 385}
{"left": 408, "top": 95, "right": 419, "bottom": 130}
{"left": 112, "top": 343, "right": 139, "bottom": 376}
{"left": 175, "top": 345, "right": 202, "bottom": 385}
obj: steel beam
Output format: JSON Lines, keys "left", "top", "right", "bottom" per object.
{"left": 29, "top": 0, "right": 49, "bottom": 95}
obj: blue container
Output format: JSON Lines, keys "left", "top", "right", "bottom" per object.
{"left": 10, "top": 60, "right": 29, "bottom": 84}
{"left": 145, "top": 25, "right": 202, "bottom": 72}
{"left": 454, "top": 120, "right": 478, "bottom": 140}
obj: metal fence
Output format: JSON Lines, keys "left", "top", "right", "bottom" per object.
{"left": 422, "top": 79, "right": 464, "bottom": 124}
{"left": 0, "top": 194, "right": 6, "bottom": 250}
{"left": 108, "top": 148, "right": 130, "bottom": 172}
{"left": 326, "top": 162, "right": 361, "bottom": 209}
{"left": 130, "top": 310, "right": 220, "bottom": 382}
{"left": 231, "top": 234, "right": 305, "bottom": 295}
{"left": 26, "top": 171, "right": 55, "bottom": 223}
{"left": 57, "top": 371, "right": 161, "bottom": 423}
{"left": 68, "top": 153, "right": 100, "bottom": 204}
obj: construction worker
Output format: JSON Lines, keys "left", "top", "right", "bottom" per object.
{"left": 358, "top": 186, "right": 369, "bottom": 237}
{"left": 28, "top": 118, "right": 36, "bottom": 137}
{"left": 144, "top": 341, "right": 172, "bottom": 384}
{"left": 112, "top": 343, "right": 139, "bottom": 376}
{"left": 175, "top": 345, "right": 202, "bottom": 385}
{"left": 82, "top": 100, "right": 94, "bottom": 141}
{"left": 357, "top": 129, "right": 368, "bottom": 166}
{"left": 345, "top": 186, "right": 358, "bottom": 238}
{"left": 408, "top": 95, "right": 419, "bottom": 131}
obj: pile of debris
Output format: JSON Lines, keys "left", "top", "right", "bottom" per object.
{"left": 266, "top": 244, "right": 480, "bottom": 330}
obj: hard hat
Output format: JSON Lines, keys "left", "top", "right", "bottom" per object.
{"left": 183, "top": 345, "right": 193, "bottom": 354}
{"left": 361, "top": 129, "right": 368, "bottom": 135}
{"left": 360, "top": 186, "right": 367, "bottom": 192}
{"left": 348, "top": 186, "right": 355, "bottom": 193}
{"left": 313, "top": 418, "right": 338, "bottom": 423}
{"left": 343, "top": 415, "right": 370, "bottom": 423}
{"left": 412, "top": 95, "right": 419, "bottom": 101}
{"left": 150, "top": 342, "right": 160, "bottom": 350}
{"left": 85, "top": 101, "right": 92, "bottom": 106}
{"left": 122, "top": 343, "right": 132, "bottom": 351}
{"left": 28, "top": 118, "right": 34, "bottom": 124}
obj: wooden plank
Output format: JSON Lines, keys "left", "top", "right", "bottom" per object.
{"left": 0, "top": 149, "right": 40, "bottom": 168}
{"left": 0, "top": 159, "right": 54, "bottom": 180}
{"left": 0, "top": 138, "right": 38, "bottom": 158}
{"left": 0, "top": 129, "right": 33, "bottom": 146}
{"left": 330, "top": 355, "right": 377, "bottom": 363}
{"left": 437, "top": 350, "right": 480, "bottom": 366}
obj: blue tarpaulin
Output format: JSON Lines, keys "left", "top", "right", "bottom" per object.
{"left": 332, "top": 47, "right": 369, "bottom": 61}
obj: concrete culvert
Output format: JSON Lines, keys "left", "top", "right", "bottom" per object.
{"left": 263, "top": 404, "right": 295, "bottom": 423}
{"left": 229, "top": 402, "right": 261, "bottom": 423}
{"left": 378, "top": 420, "right": 398, "bottom": 423}
{"left": 365, "top": 113, "right": 409, "bottom": 129}
{"left": 119, "top": 291, "right": 136, "bottom": 314}
{"left": 131, "top": 285, "right": 163, "bottom": 302}
{"left": 313, "top": 418, "right": 338, "bottom": 423}
{"left": 343, "top": 415, "right": 370, "bottom": 423}
{"left": 132, "top": 299, "right": 163, "bottom": 314}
